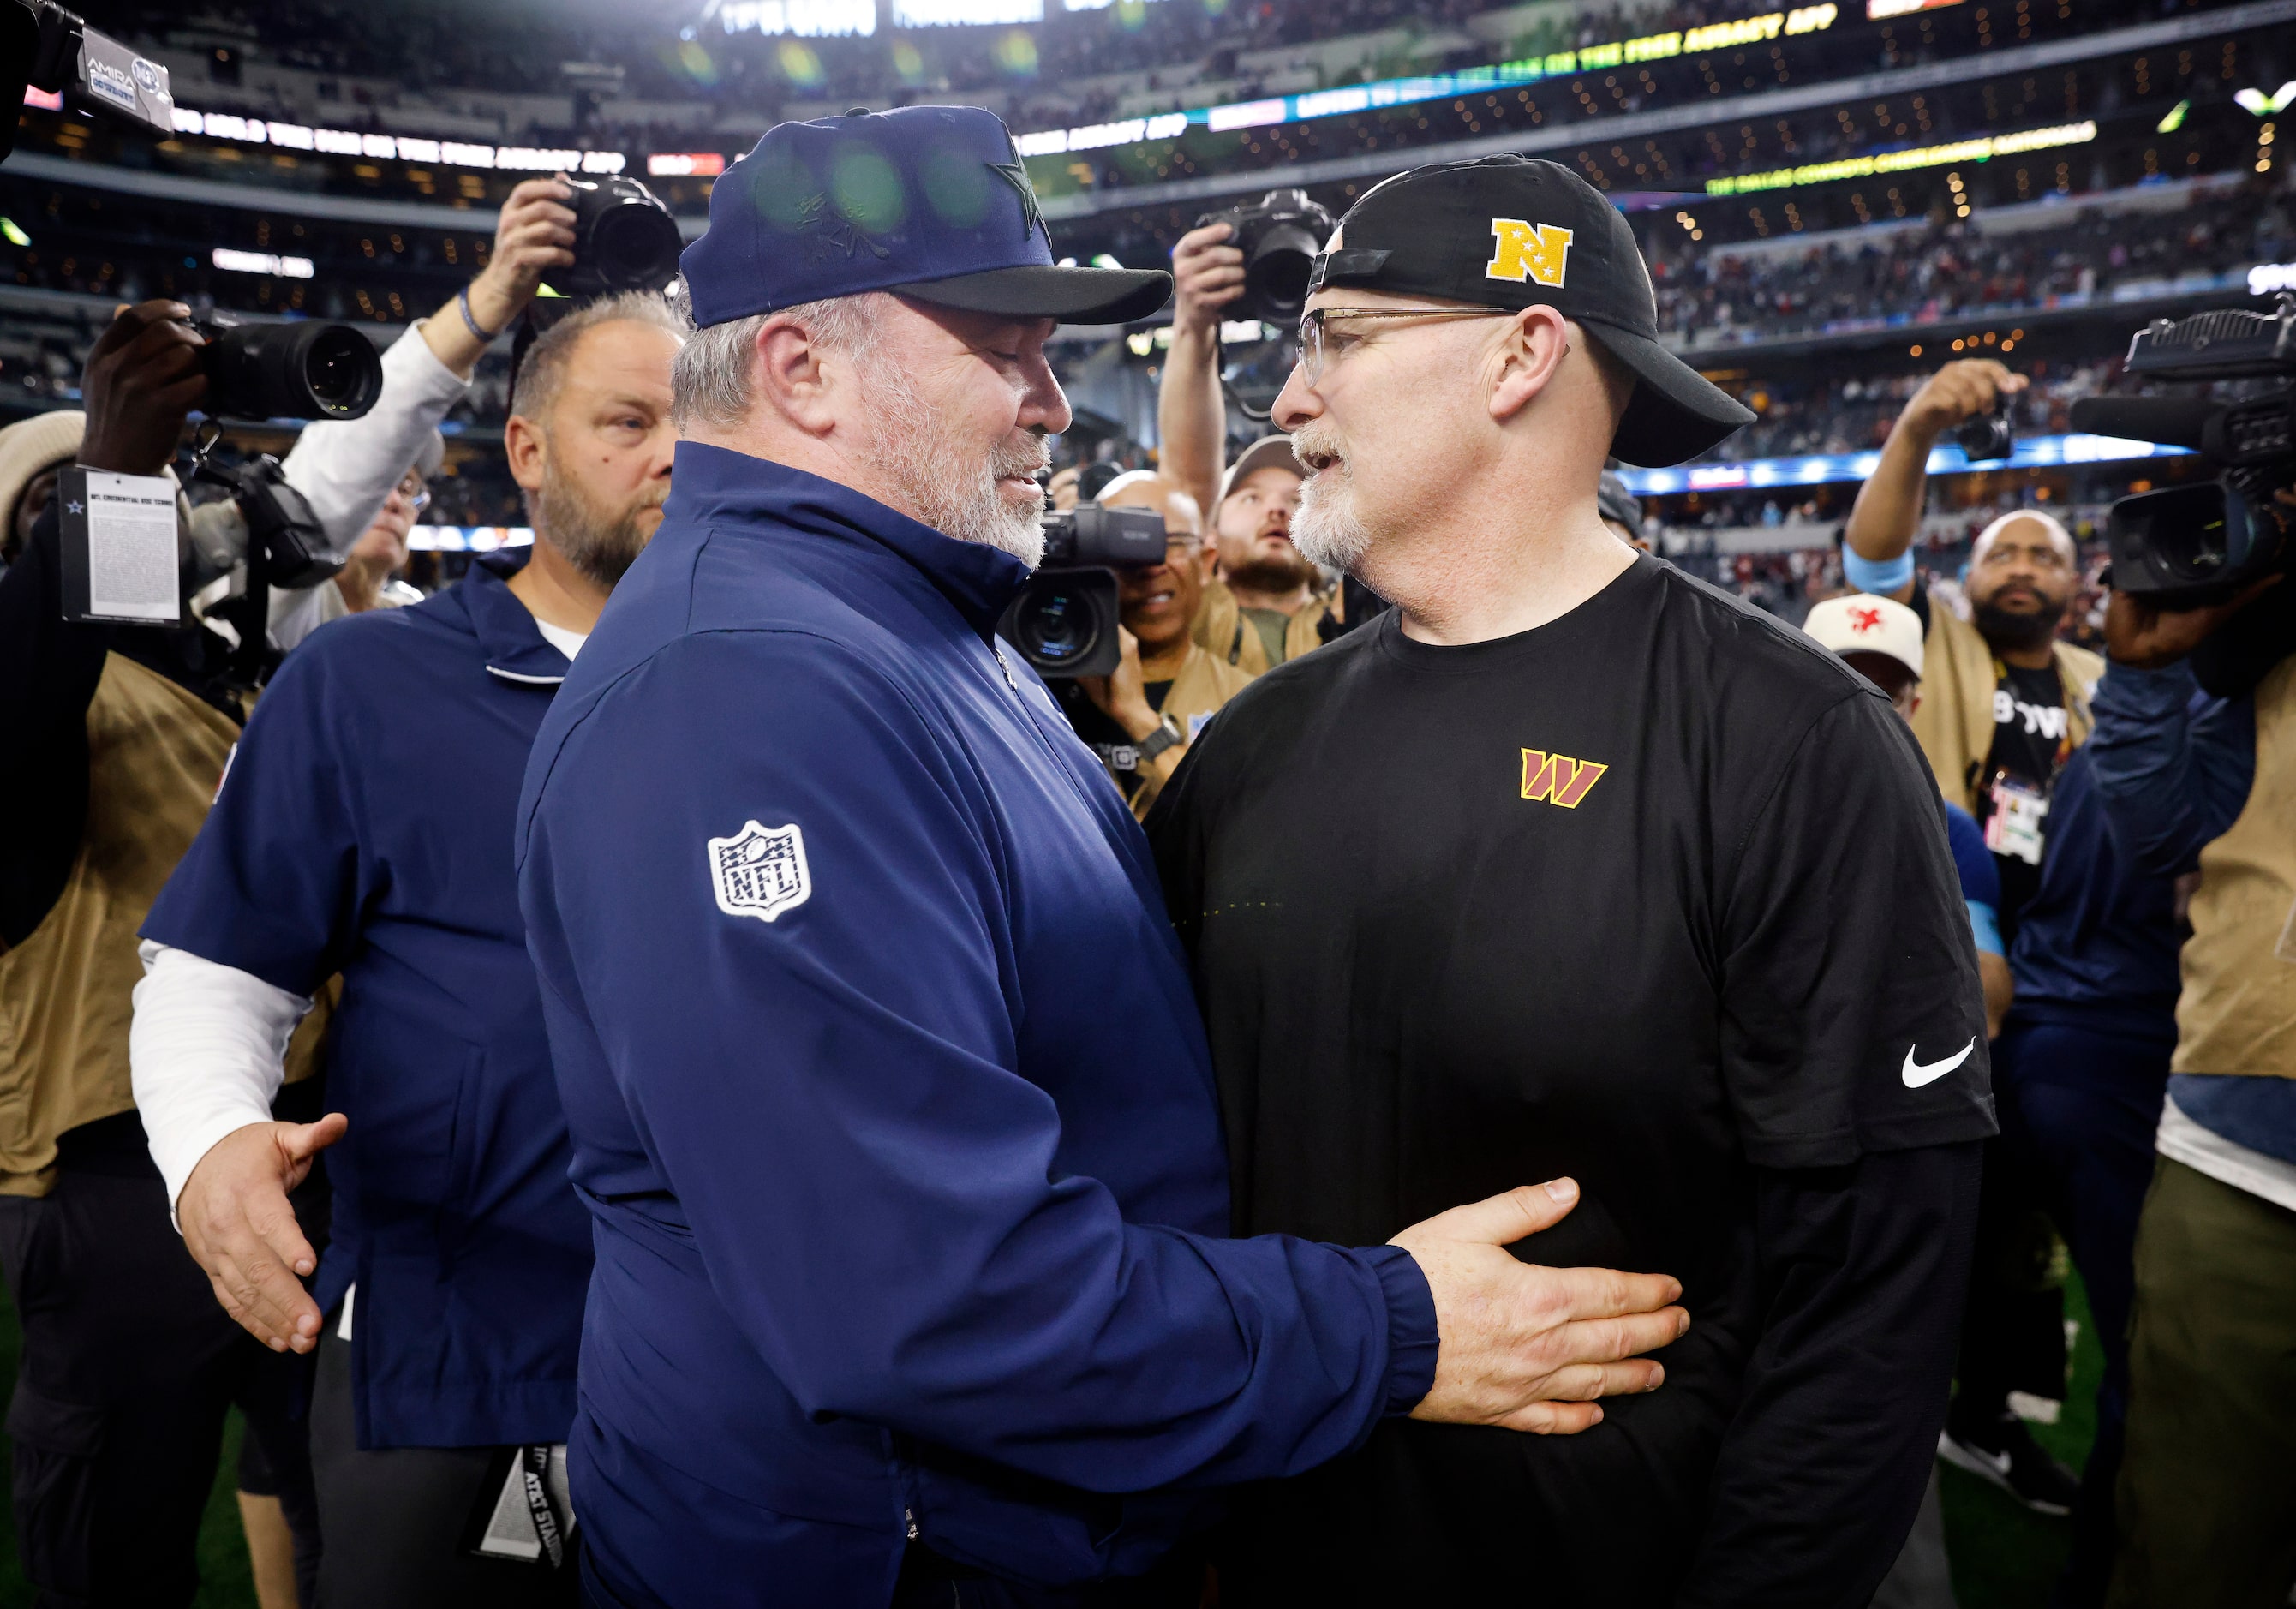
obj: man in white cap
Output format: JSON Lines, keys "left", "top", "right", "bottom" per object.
{"left": 1804, "top": 592, "right": 2014, "bottom": 1039}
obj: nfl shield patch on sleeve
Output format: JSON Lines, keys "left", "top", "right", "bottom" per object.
{"left": 708, "top": 821, "right": 811, "bottom": 923}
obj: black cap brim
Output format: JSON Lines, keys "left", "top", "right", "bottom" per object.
{"left": 1577, "top": 320, "right": 1755, "bottom": 468}
{"left": 894, "top": 264, "right": 1172, "bottom": 326}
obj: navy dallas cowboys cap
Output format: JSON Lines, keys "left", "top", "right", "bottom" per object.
{"left": 680, "top": 105, "right": 1169, "bottom": 329}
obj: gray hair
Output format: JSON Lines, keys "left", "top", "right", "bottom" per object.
{"left": 509, "top": 290, "right": 688, "bottom": 425}
{"left": 670, "top": 292, "right": 890, "bottom": 434}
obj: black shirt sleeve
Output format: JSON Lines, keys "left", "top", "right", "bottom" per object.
{"left": 0, "top": 500, "right": 108, "bottom": 947}
{"left": 1718, "top": 689, "right": 1998, "bottom": 1168}
{"left": 1677, "top": 1141, "right": 1982, "bottom": 1609}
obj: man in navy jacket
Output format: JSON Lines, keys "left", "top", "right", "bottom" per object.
{"left": 515, "top": 106, "right": 1689, "bottom": 1606}
{"left": 133, "top": 290, "right": 686, "bottom": 1607}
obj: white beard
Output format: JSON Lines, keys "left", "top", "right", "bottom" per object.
{"left": 1289, "top": 425, "right": 1372, "bottom": 573}
{"left": 852, "top": 356, "right": 1048, "bottom": 567}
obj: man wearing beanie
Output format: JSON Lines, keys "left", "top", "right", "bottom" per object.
{"left": 0, "top": 409, "right": 84, "bottom": 565}
{"left": 1149, "top": 156, "right": 1994, "bottom": 1606}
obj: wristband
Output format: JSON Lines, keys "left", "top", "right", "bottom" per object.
{"left": 457, "top": 284, "right": 503, "bottom": 344}
{"left": 1841, "top": 547, "right": 1916, "bottom": 595}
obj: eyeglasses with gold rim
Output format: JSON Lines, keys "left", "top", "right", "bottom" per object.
{"left": 1294, "top": 305, "right": 1515, "bottom": 386}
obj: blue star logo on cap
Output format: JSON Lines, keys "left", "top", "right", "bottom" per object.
{"left": 987, "top": 154, "right": 1045, "bottom": 248}
{"left": 796, "top": 192, "right": 891, "bottom": 261}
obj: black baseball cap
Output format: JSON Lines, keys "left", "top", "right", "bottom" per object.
{"left": 1306, "top": 156, "right": 1751, "bottom": 466}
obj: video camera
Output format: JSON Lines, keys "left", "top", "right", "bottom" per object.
{"left": 3, "top": 2, "right": 176, "bottom": 166}
{"left": 2069, "top": 295, "right": 2296, "bottom": 607}
{"left": 999, "top": 505, "right": 1169, "bottom": 679}
{"left": 1196, "top": 188, "right": 1335, "bottom": 326}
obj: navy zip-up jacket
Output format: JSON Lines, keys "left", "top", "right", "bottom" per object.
{"left": 514, "top": 444, "right": 1438, "bottom": 1605}
{"left": 146, "top": 553, "right": 590, "bottom": 1450}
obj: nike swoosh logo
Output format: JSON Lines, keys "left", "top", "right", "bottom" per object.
{"left": 1903, "top": 1038, "right": 1976, "bottom": 1088}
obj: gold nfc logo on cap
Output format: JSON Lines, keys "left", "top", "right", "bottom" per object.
{"left": 1486, "top": 219, "right": 1573, "bottom": 287}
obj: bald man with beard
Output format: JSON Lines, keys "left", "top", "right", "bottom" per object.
{"left": 1061, "top": 470, "right": 1257, "bottom": 817}
{"left": 1845, "top": 359, "right": 2101, "bottom": 1520}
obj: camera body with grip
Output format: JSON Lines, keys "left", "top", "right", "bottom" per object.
{"left": 999, "top": 505, "right": 1169, "bottom": 679}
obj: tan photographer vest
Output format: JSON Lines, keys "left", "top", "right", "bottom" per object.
{"left": 2173, "top": 655, "right": 2296, "bottom": 1081}
{"left": 0, "top": 653, "right": 323, "bottom": 1196}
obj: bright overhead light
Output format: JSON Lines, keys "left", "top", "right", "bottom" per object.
{"left": 2235, "top": 81, "right": 2296, "bottom": 117}
{"left": 2156, "top": 99, "right": 2190, "bottom": 133}
{"left": 1091, "top": 253, "right": 1122, "bottom": 269}
{"left": 0, "top": 217, "right": 29, "bottom": 247}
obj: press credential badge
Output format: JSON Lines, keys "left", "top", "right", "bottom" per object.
{"left": 57, "top": 468, "right": 183, "bottom": 627}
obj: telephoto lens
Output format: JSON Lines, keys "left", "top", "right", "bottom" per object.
{"left": 194, "top": 317, "right": 384, "bottom": 422}
{"left": 565, "top": 176, "right": 685, "bottom": 295}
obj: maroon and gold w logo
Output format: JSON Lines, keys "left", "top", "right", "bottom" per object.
{"left": 1520, "top": 748, "right": 1608, "bottom": 809}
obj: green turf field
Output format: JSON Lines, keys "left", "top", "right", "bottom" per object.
{"left": 0, "top": 1272, "right": 2106, "bottom": 1606}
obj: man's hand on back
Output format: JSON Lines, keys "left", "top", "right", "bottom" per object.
{"left": 178, "top": 1114, "right": 348, "bottom": 1354}
{"left": 1391, "top": 1178, "right": 1688, "bottom": 1434}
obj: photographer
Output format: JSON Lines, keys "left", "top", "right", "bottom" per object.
{"left": 0, "top": 299, "right": 338, "bottom": 1609}
{"left": 1058, "top": 470, "right": 1255, "bottom": 817}
{"left": 1845, "top": 360, "right": 2103, "bottom": 1515}
{"left": 2086, "top": 545, "right": 2296, "bottom": 1608}
{"left": 132, "top": 289, "right": 681, "bottom": 1609}
{"left": 1162, "top": 224, "right": 1341, "bottom": 670}
{"left": 0, "top": 177, "right": 577, "bottom": 1606}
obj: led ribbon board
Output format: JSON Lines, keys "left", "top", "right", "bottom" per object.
{"left": 1617, "top": 430, "right": 2192, "bottom": 495}
{"left": 1703, "top": 120, "right": 2097, "bottom": 194}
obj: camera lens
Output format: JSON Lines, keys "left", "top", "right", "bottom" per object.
{"left": 302, "top": 326, "right": 383, "bottom": 417}
{"left": 1015, "top": 587, "right": 1100, "bottom": 667}
{"left": 589, "top": 201, "right": 686, "bottom": 291}
{"left": 1245, "top": 221, "right": 1324, "bottom": 324}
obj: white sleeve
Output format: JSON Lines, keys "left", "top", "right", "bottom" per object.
{"left": 131, "top": 941, "right": 313, "bottom": 1217}
{"left": 279, "top": 321, "right": 470, "bottom": 557}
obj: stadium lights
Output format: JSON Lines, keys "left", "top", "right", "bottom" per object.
{"left": 2235, "top": 82, "right": 2296, "bottom": 116}
{"left": 212, "top": 247, "right": 314, "bottom": 278}
{"left": 711, "top": 0, "right": 876, "bottom": 35}
{"left": 1013, "top": 4, "right": 1838, "bottom": 159}
{"left": 2156, "top": 99, "right": 2190, "bottom": 134}
{"left": 1703, "top": 119, "right": 2095, "bottom": 195}
{"left": 2252, "top": 260, "right": 2296, "bottom": 295}
{"left": 647, "top": 152, "right": 726, "bottom": 176}
{"left": 0, "top": 217, "right": 29, "bottom": 247}
{"left": 1868, "top": 0, "right": 1962, "bottom": 15}
{"left": 164, "top": 108, "right": 628, "bottom": 175}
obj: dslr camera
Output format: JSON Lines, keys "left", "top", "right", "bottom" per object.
{"left": 560, "top": 176, "right": 685, "bottom": 296}
{"left": 2069, "top": 295, "right": 2296, "bottom": 607}
{"left": 1957, "top": 398, "right": 2015, "bottom": 464}
{"left": 999, "top": 505, "right": 1169, "bottom": 679}
{"left": 1196, "top": 188, "right": 1335, "bottom": 326}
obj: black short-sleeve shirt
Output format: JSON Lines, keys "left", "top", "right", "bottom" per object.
{"left": 1146, "top": 555, "right": 1995, "bottom": 1598}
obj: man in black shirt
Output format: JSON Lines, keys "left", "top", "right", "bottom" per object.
{"left": 1148, "top": 157, "right": 1994, "bottom": 1606}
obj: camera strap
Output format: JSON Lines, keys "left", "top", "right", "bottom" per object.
{"left": 185, "top": 424, "right": 281, "bottom": 691}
